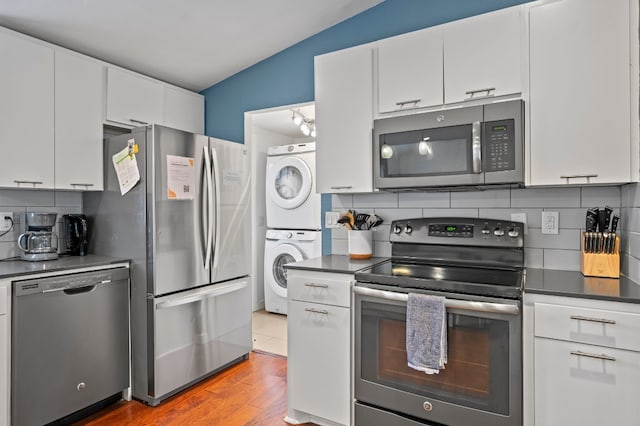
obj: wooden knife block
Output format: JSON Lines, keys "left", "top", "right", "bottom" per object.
{"left": 580, "top": 231, "right": 620, "bottom": 278}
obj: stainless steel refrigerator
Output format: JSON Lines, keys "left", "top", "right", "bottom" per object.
{"left": 84, "top": 124, "right": 251, "bottom": 406}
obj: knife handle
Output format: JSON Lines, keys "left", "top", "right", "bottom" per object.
{"left": 597, "top": 210, "right": 607, "bottom": 233}
{"left": 611, "top": 215, "right": 619, "bottom": 233}
{"left": 604, "top": 206, "right": 613, "bottom": 230}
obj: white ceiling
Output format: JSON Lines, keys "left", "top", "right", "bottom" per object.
{"left": 0, "top": 0, "right": 382, "bottom": 92}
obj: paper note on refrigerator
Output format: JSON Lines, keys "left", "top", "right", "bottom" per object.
{"left": 166, "top": 155, "right": 195, "bottom": 200}
{"left": 112, "top": 142, "right": 140, "bottom": 196}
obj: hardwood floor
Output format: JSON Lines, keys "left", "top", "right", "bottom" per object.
{"left": 76, "top": 351, "right": 294, "bottom": 426}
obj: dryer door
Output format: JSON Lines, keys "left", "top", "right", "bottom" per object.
{"left": 267, "top": 156, "right": 312, "bottom": 210}
{"left": 269, "top": 243, "right": 304, "bottom": 298}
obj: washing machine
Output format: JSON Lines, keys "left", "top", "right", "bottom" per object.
{"left": 266, "top": 142, "right": 321, "bottom": 230}
{"left": 264, "top": 229, "right": 322, "bottom": 315}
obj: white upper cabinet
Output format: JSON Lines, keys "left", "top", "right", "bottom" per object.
{"left": 0, "top": 29, "right": 55, "bottom": 189}
{"left": 315, "top": 44, "right": 373, "bottom": 194}
{"left": 55, "top": 50, "right": 104, "bottom": 191}
{"left": 163, "top": 86, "right": 205, "bottom": 134}
{"left": 528, "top": 0, "right": 634, "bottom": 186}
{"left": 377, "top": 27, "right": 443, "bottom": 114}
{"left": 106, "top": 67, "right": 164, "bottom": 127}
{"left": 443, "top": 5, "right": 523, "bottom": 104}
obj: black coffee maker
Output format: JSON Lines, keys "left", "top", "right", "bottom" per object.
{"left": 62, "top": 214, "right": 88, "bottom": 256}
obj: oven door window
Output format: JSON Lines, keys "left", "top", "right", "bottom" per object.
{"left": 360, "top": 301, "right": 511, "bottom": 416}
{"left": 379, "top": 125, "right": 473, "bottom": 178}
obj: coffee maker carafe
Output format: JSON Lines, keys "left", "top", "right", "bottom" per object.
{"left": 62, "top": 214, "right": 88, "bottom": 256}
{"left": 17, "top": 212, "right": 59, "bottom": 261}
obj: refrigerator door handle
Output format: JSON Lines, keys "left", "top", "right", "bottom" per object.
{"left": 155, "top": 279, "right": 248, "bottom": 309}
{"left": 211, "top": 147, "right": 222, "bottom": 269}
{"left": 203, "top": 145, "right": 214, "bottom": 270}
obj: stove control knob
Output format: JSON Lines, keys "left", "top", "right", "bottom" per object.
{"left": 404, "top": 225, "right": 413, "bottom": 235}
{"left": 508, "top": 228, "right": 519, "bottom": 238}
{"left": 493, "top": 227, "right": 505, "bottom": 237}
{"left": 481, "top": 226, "right": 491, "bottom": 235}
{"left": 393, "top": 224, "right": 403, "bottom": 234}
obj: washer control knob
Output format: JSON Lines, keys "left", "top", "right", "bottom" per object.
{"left": 508, "top": 228, "right": 520, "bottom": 238}
{"left": 493, "top": 227, "right": 505, "bottom": 237}
{"left": 404, "top": 225, "right": 413, "bottom": 234}
{"left": 393, "top": 225, "right": 403, "bottom": 234}
{"left": 286, "top": 232, "right": 293, "bottom": 239}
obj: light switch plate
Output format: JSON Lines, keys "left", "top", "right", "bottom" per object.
{"left": 510, "top": 213, "right": 528, "bottom": 235}
{"left": 325, "top": 211, "right": 341, "bottom": 229}
{"left": 541, "top": 211, "right": 559, "bottom": 235}
{"left": 0, "top": 212, "right": 13, "bottom": 232}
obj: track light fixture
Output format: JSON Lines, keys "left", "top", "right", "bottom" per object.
{"left": 291, "top": 110, "right": 316, "bottom": 138}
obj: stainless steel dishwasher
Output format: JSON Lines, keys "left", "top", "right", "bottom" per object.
{"left": 11, "top": 267, "right": 130, "bottom": 426}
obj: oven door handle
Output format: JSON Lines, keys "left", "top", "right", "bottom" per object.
{"left": 353, "top": 286, "right": 520, "bottom": 315}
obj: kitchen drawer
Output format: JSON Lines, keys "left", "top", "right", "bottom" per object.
{"left": 0, "top": 285, "right": 6, "bottom": 315}
{"left": 287, "top": 270, "right": 352, "bottom": 308}
{"left": 534, "top": 302, "right": 640, "bottom": 352}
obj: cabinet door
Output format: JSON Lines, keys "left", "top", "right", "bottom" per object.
{"left": 377, "top": 27, "right": 443, "bottom": 114}
{"left": 163, "top": 86, "right": 204, "bottom": 134}
{"left": 443, "top": 5, "right": 523, "bottom": 104}
{"left": 534, "top": 338, "right": 640, "bottom": 426}
{"left": 55, "top": 51, "right": 104, "bottom": 190}
{"left": 315, "top": 45, "right": 373, "bottom": 193}
{"left": 0, "top": 284, "right": 7, "bottom": 426}
{"left": 0, "top": 30, "right": 55, "bottom": 189}
{"left": 528, "top": 0, "right": 631, "bottom": 185}
{"left": 106, "top": 67, "right": 163, "bottom": 127}
{"left": 288, "top": 300, "right": 350, "bottom": 425}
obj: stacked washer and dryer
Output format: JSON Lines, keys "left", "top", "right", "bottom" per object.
{"left": 264, "top": 143, "right": 322, "bottom": 315}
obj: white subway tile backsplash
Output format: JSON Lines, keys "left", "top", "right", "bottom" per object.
{"left": 511, "top": 187, "right": 580, "bottom": 208}
{"left": 0, "top": 190, "right": 55, "bottom": 207}
{"left": 620, "top": 207, "right": 640, "bottom": 232}
{"left": 332, "top": 238, "right": 347, "bottom": 255}
{"left": 372, "top": 225, "right": 390, "bottom": 242}
{"left": 332, "top": 194, "right": 353, "bottom": 210}
{"left": 543, "top": 249, "right": 581, "bottom": 271}
{"left": 623, "top": 232, "right": 640, "bottom": 258}
{"left": 525, "top": 248, "right": 543, "bottom": 268}
{"left": 422, "top": 208, "right": 478, "bottom": 218}
{"left": 621, "top": 254, "right": 640, "bottom": 283}
{"left": 477, "top": 208, "right": 542, "bottom": 227}
{"left": 373, "top": 208, "right": 422, "bottom": 222}
{"left": 398, "top": 192, "right": 449, "bottom": 208}
{"left": 451, "top": 189, "right": 510, "bottom": 208}
{"left": 373, "top": 241, "right": 391, "bottom": 258}
{"left": 553, "top": 208, "right": 600, "bottom": 230}
{"left": 581, "top": 186, "right": 621, "bottom": 209}
{"left": 353, "top": 192, "right": 398, "bottom": 208}
{"left": 621, "top": 183, "right": 640, "bottom": 208}
{"left": 0, "top": 241, "right": 18, "bottom": 260}
{"left": 525, "top": 229, "right": 580, "bottom": 250}
{"left": 54, "top": 191, "right": 83, "bottom": 206}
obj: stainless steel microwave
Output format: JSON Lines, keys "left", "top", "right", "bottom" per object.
{"left": 373, "top": 100, "right": 524, "bottom": 190}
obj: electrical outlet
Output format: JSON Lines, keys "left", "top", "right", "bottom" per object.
{"left": 325, "top": 211, "right": 341, "bottom": 229}
{"left": 510, "top": 212, "right": 528, "bottom": 235}
{"left": 0, "top": 212, "right": 13, "bottom": 232}
{"left": 541, "top": 211, "right": 559, "bottom": 235}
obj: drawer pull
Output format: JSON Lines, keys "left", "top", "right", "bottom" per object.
{"left": 395, "top": 99, "right": 421, "bottom": 107}
{"left": 570, "top": 315, "right": 616, "bottom": 325}
{"left": 330, "top": 186, "right": 352, "bottom": 190}
{"left": 305, "top": 307, "right": 329, "bottom": 315}
{"left": 305, "top": 283, "right": 329, "bottom": 288}
{"left": 570, "top": 350, "right": 616, "bottom": 362}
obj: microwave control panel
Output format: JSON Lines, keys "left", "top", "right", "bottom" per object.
{"left": 484, "top": 119, "right": 515, "bottom": 172}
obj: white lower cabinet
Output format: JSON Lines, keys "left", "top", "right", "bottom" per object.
{"left": 525, "top": 294, "right": 640, "bottom": 426}
{"left": 287, "top": 270, "right": 352, "bottom": 426}
{"left": 0, "top": 282, "right": 9, "bottom": 426}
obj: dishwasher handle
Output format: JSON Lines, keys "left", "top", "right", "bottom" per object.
{"left": 42, "top": 279, "right": 111, "bottom": 294}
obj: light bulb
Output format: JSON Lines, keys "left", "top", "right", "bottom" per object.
{"left": 418, "top": 141, "right": 433, "bottom": 156}
{"left": 381, "top": 144, "right": 393, "bottom": 159}
{"left": 300, "top": 121, "right": 311, "bottom": 136}
{"left": 310, "top": 123, "right": 316, "bottom": 138}
{"left": 292, "top": 111, "right": 303, "bottom": 126}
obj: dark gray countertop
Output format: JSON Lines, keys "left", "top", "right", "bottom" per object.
{"left": 0, "top": 255, "right": 130, "bottom": 279}
{"left": 284, "top": 255, "right": 387, "bottom": 274}
{"left": 525, "top": 268, "right": 640, "bottom": 304}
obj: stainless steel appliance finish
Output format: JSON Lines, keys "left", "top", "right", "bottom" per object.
{"left": 63, "top": 214, "right": 89, "bottom": 256}
{"left": 83, "top": 124, "right": 251, "bottom": 406}
{"left": 11, "top": 267, "right": 129, "bottom": 426}
{"left": 17, "top": 212, "right": 59, "bottom": 261}
{"left": 373, "top": 100, "right": 523, "bottom": 190}
{"left": 354, "top": 217, "right": 525, "bottom": 426}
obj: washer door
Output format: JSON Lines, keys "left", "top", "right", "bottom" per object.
{"left": 269, "top": 243, "right": 304, "bottom": 298}
{"left": 267, "top": 156, "right": 312, "bottom": 210}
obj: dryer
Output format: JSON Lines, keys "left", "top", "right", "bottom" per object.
{"left": 266, "top": 142, "right": 321, "bottom": 230}
{"left": 264, "top": 229, "right": 322, "bottom": 315}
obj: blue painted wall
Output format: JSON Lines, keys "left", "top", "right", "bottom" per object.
{"left": 201, "top": 0, "right": 533, "bottom": 254}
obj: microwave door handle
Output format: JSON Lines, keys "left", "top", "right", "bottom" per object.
{"left": 472, "top": 121, "right": 482, "bottom": 173}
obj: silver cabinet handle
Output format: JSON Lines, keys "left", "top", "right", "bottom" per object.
{"left": 353, "top": 286, "right": 520, "bottom": 315}
{"left": 70, "top": 183, "right": 94, "bottom": 187}
{"left": 570, "top": 315, "right": 616, "bottom": 325}
{"left": 465, "top": 87, "right": 495, "bottom": 98}
{"left": 305, "top": 307, "right": 329, "bottom": 315}
{"left": 472, "top": 121, "right": 482, "bottom": 173}
{"left": 129, "top": 118, "right": 148, "bottom": 125}
{"left": 395, "top": 99, "right": 421, "bottom": 107}
{"left": 330, "top": 186, "right": 352, "bottom": 190}
{"left": 560, "top": 174, "right": 598, "bottom": 180}
{"left": 14, "top": 180, "right": 43, "bottom": 186}
{"left": 570, "top": 350, "right": 616, "bottom": 362}
{"left": 305, "top": 283, "right": 329, "bottom": 288}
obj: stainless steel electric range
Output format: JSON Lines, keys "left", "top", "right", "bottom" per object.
{"left": 353, "top": 217, "right": 525, "bottom": 426}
